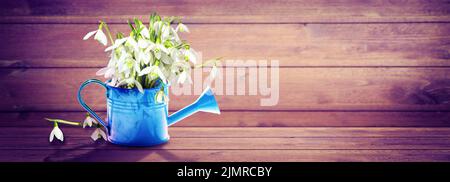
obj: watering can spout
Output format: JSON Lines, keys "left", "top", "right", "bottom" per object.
{"left": 167, "top": 87, "right": 220, "bottom": 126}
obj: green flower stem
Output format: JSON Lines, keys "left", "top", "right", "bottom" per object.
{"left": 100, "top": 21, "right": 115, "bottom": 44}
{"left": 45, "top": 118, "right": 81, "bottom": 126}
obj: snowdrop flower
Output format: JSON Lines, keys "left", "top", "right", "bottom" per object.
{"left": 139, "top": 66, "right": 167, "bottom": 84}
{"left": 155, "top": 90, "right": 169, "bottom": 103}
{"left": 161, "top": 25, "right": 171, "bottom": 42}
{"left": 83, "top": 29, "right": 108, "bottom": 46}
{"left": 104, "top": 38, "right": 127, "bottom": 52}
{"left": 49, "top": 122, "right": 64, "bottom": 142}
{"left": 125, "top": 37, "right": 138, "bottom": 51}
{"left": 91, "top": 127, "right": 107, "bottom": 141}
{"left": 176, "top": 23, "right": 190, "bottom": 33}
{"left": 183, "top": 48, "right": 198, "bottom": 64}
{"left": 82, "top": 114, "right": 97, "bottom": 128}
{"left": 140, "top": 26, "right": 150, "bottom": 39}
{"left": 178, "top": 70, "right": 192, "bottom": 84}
{"left": 96, "top": 66, "right": 115, "bottom": 79}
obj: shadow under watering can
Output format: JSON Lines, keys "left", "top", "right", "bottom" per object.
{"left": 77, "top": 79, "right": 220, "bottom": 146}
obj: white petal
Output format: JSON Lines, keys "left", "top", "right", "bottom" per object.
{"left": 134, "top": 80, "right": 144, "bottom": 93}
{"left": 94, "top": 29, "right": 108, "bottom": 46}
{"left": 49, "top": 129, "right": 55, "bottom": 142}
{"left": 138, "top": 66, "right": 154, "bottom": 76}
{"left": 53, "top": 127, "right": 64, "bottom": 141}
{"left": 138, "top": 39, "right": 149, "bottom": 49}
{"left": 83, "top": 117, "right": 93, "bottom": 128}
{"left": 156, "top": 91, "right": 164, "bottom": 103}
{"left": 178, "top": 71, "right": 187, "bottom": 84}
{"left": 105, "top": 38, "right": 127, "bottom": 52}
{"left": 104, "top": 45, "right": 115, "bottom": 52}
{"left": 99, "top": 129, "right": 108, "bottom": 141}
{"left": 187, "top": 49, "right": 198, "bottom": 64}
{"left": 141, "top": 27, "right": 150, "bottom": 38}
{"left": 105, "top": 68, "right": 115, "bottom": 79}
{"left": 160, "top": 52, "right": 173, "bottom": 64}
{"left": 155, "top": 50, "right": 162, "bottom": 59}
{"left": 154, "top": 67, "right": 167, "bottom": 84}
{"left": 161, "top": 25, "right": 170, "bottom": 41}
{"left": 96, "top": 67, "right": 109, "bottom": 76}
{"left": 83, "top": 30, "right": 97, "bottom": 40}
{"left": 142, "top": 52, "right": 151, "bottom": 65}
{"left": 126, "top": 37, "right": 138, "bottom": 49}
{"left": 90, "top": 129, "right": 99, "bottom": 141}
{"left": 176, "top": 23, "right": 190, "bottom": 33}
{"left": 116, "top": 38, "right": 128, "bottom": 45}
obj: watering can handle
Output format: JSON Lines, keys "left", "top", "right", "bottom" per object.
{"left": 77, "top": 79, "right": 109, "bottom": 132}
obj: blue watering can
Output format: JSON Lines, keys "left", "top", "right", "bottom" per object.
{"left": 77, "top": 79, "right": 220, "bottom": 146}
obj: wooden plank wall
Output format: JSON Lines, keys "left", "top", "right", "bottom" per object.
{"left": 0, "top": 0, "right": 450, "bottom": 128}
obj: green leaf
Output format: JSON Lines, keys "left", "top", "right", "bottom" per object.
{"left": 127, "top": 20, "right": 136, "bottom": 34}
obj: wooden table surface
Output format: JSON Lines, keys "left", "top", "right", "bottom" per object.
{"left": 0, "top": 0, "right": 450, "bottom": 162}
{"left": 2, "top": 124, "right": 450, "bottom": 162}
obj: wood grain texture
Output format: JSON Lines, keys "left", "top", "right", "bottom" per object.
{"left": 1, "top": 126, "right": 449, "bottom": 161}
{"left": 1, "top": 128, "right": 450, "bottom": 150}
{"left": 1, "top": 111, "right": 449, "bottom": 127}
{"left": 1, "top": 24, "right": 450, "bottom": 67}
{"left": 3, "top": 149, "right": 450, "bottom": 162}
{"left": 1, "top": 68, "right": 449, "bottom": 111}
{"left": 1, "top": 0, "right": 449, "bottom": 23}
{"left": 0, "top": 0, "right": 450, "bottom": 162}
{"left": 3, "top": 127, "right": 450, "bottom": 138}
{"left": 2, "top": 137, "right": 450, "bottom": 150}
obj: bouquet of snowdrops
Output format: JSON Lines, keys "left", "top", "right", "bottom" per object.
{"left": 46, "top": 13, "right": 220, "bottom": 142}
{"left": 83, "top": 13, "right": 219, "bottom": 94}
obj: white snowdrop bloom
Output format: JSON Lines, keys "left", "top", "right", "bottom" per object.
{"left": 91, "top": 128, "right": 107, "bottom": 141}
{"left": 161, "top": 25, "right": 171, "bottom": 42}
{"left": 169, "top": 47, "right": 182, "bottom": 62}
{"left": 83, "top": 30, "right": 98, "bottom": 40}
{"left": 155, "top": 90, "right": 164, "bottom": 103}
{"left": 176, "top": 23, "right": 190, "bottom": 33}
{"left": 104, "top": 67, "right": 115, "bottom": 79}
{"left": 155, "top": 67, "right": 168, "bottom": 84}
{"left": 82, "top": 115, "right": 97, "bottom": 128}
{"left": 140, "top": 26, "right": 150, "bottom": 38}
{"left": 133, "top": 61, "right": 141, "bottom": 74}
{"left": 138, "top": 66, "right": 167, "bottom": 84}
{"left": 170, "top": 27, "right": 181, "bottom": 43}
{"left": 153, "top": 21, "right": 163, "bottom": 35}
{"left": 104, "top": 38, "right": 127, "bottom": 52}
{"left": 154, "top": 49, "right": 162, "bottom": 60}
{"left": 126, "top": 37, "right": 138, "bottom": 51}
{"left": 143, "top": 51, "right": 152, "bottom": 65}
{"left": 177, "top": 70, "right": 192, "bottom": 84}
{"left": 96, "top": 66, "right": 115, "bottom": 79}
{"left": 49, "top": 123, "right": 64, "bottom": 142}
{"left": 83, "top": 29, "right": 108, "bottom": 46}
{"left": 160, "top": 52, "right": 173, "bottom": 64}
{"left": 155, "top": 90, "right": 169, "bottom": 103}
{"left": 184, "top": 48, "right": 198, "bottom": 64}
{"left": 138, "top": 39, "right": 149, "bottom": 49}
{"left": 133, "top": 80, "right": 144, "bottom": 93}
{"left": 94, "top": 29, "right": 108, "bottom": 46}
{"left": 138, "top": 66, "right": 156, "bottom": 76}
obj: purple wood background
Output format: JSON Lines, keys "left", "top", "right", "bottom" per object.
{"left": 0, "top": 0, "right": 449, "bottom": 161}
